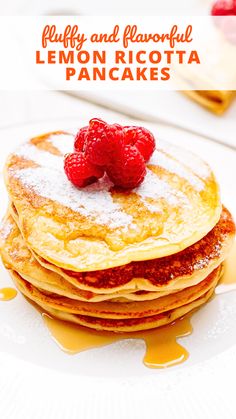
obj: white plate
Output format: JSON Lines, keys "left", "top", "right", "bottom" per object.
{"left": 0, "top": 118, "right": 236, "bottom": 419}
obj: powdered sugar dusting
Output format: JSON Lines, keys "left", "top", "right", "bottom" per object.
{"left": 11, "top": 136, "right": 197, "bottom": 226}
{"left": 134, "top": 169, "right": 189, "bottom": 211}
{"left": 158, "top": 139, "right": 210, "bottom": 179}
{"left": 193, "top": 258, "right": 209, "bottom": 270}
{"left": 15, "top": 143, "right": 62, "bottom": 170}
{"left": 0, "top": 220, "right": 13, "bottom": 240}
{"left": 13, "top": 140, "right": 132, "bottom": 228}
{"left": 48, "top": 134, "right": 75, "bottom": 155}
{"left": 149, "top": 149, "right": 204, "bottom": 191}
{"left": 13, "top": 167, "right": 132, "bottom": 229}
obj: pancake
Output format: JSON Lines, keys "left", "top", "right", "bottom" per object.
{"left": 184, "top": 91, "right": 234, "bottom": 115}
{"left": 42, "top": 287, "right": 215, "bottom": 332}
{"left": 175, "top": 36, "right": 236, "bottom": 114}
{"left": 10, "top": 268, "right": 221, "bottom": 332}
{"left": 9, "top": 267, "right": 221, "bottom": 320}
{"left": 0, "top": 213, "right": 178, "bottom": 303}
{"left": 4, "top": 131, "right": 221, "bottom": 272}
{"left": 11, "top": 206, "right": 234, "bottom": 294}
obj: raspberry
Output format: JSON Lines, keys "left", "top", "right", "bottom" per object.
{"left": 74, "top": 126, "right": 88, "bottom": 152}
{"left": 211, "top": 1, "right": 236, "bottom": 44}
{"left": 106, "top": 145, "right": 146, "bottom": 189}
{"left": 124, "top": 126, "right": 155, "bottom": 162}
{"left": 64, "top": 152, "right": 104, "bottom": 188}
{"left": 85, "top": 118, "right": 124, "bottom": 166}
{"left": 66, "top": 119, "right": 155, "bottom": 189}
{"left": 211, "top": 0, "right": 236, "bottom": 15}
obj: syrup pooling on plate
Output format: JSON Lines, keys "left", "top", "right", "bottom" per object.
{"left": 42, "top": 313, "right": 192, "bottom": 369}
{"left": 0, "top": 287, "right": 17, "bottom": 301}
{"left": 142, "top": 316, "right": 192, "bottom": 368}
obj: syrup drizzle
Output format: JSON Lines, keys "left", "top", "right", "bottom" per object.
{"left": 41, "top": 241, "right": 236, "bottom": 369}
{"left": 0, "top": 287, "right": 17, "bottom": 301}
{"left": 1, "top": 242, "right": 234, "bottom": 368}
{"left": 42, "top": 313, "right": 192, "bottom": 369}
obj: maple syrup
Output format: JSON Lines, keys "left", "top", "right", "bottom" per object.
{"left": 41, "top": 242, "right": 236, "bottom": 369}
{"left": 43, "top": 313, "right": 192, "bottom": 369}
{"left": 3, "top": 242, "right": 235, "bottom": 369}
{"left": 0, "top": 287, "right": 17, "bottom": 301}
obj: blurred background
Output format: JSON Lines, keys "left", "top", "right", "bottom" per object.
{"left": 0, "top": 0, "right": 235, "bottom": 149}
{"left": 0, "top": 0, "right": 212, "bottom": 16}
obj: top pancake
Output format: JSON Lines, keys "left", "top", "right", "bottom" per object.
{"left": 4, "top": 131, "right": 221, "bottom": 272}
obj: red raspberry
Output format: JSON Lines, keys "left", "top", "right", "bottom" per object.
{"left": 85, "top": 118, "right": 124, "bottom": 166}
{"left": 106, "top": 145, "right": 146, "bottom": 189}
{"left": 74, "top": 126, "right": 88, "bottom": 152}
{"left": 124, "top": 126, "right": 155, "bottom": 162}
{"left": 211, "top": 0, "right": 236, "bottom": 15}
{"left": 64, "top": 152, "right": 104, "bottom": 188}
{"left": 211, "top": 1, "right": 236, "bottom": 44}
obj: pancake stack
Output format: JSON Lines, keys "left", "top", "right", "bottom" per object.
{"left": 0, "top": 131, "right": 235, "bottom": 332}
